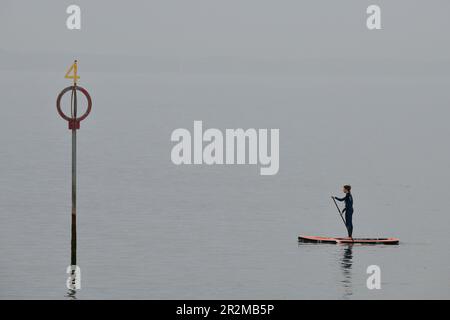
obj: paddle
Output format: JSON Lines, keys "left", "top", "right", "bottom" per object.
{"left": 331, "top": 196, "right": 348, "bottom": 231}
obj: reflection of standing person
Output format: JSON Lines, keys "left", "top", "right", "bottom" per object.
{"left": 340, "top": 245, "right": 353, "bottom": 299}
{"left": 333, "top": 185, "right": 354, "bottom": 238}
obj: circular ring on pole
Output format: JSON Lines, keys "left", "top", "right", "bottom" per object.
{"left": 57, "top": 86, "right": 92, "bottom": 130}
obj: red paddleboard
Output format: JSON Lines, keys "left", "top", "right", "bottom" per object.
{"left": 298, "top": 235, "right": 399, "bottom": 245}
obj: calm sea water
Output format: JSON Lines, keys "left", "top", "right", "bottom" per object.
{"left": 0, "top": 67, "right": 449, "bottom": 299}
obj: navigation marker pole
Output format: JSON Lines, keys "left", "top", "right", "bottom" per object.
{"left": 57, "top": 60, "right": 92, "bottom": 292}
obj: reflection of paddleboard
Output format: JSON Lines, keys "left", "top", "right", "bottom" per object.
{"left": 298, "top": 235, "right": 399, "bottom": 245}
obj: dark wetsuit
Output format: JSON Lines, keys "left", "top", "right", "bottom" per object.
{"left": 335, "top": 193, "right": 354, "bottom": 237}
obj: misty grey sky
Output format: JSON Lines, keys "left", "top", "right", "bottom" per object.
{"left": 1, "top": 0, "right": 450, "bottom": 61}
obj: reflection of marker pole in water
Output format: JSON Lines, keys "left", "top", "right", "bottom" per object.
{"left": 57, "top": 60, "right": 92, "bottom": 289}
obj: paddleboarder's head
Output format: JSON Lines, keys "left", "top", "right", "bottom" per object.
{"left": 343, "top": 185, "right": 351, "bottom": 193}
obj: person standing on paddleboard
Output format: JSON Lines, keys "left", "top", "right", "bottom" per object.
{"left": 333, "top": 185, "right": 354, "bottom": 238}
